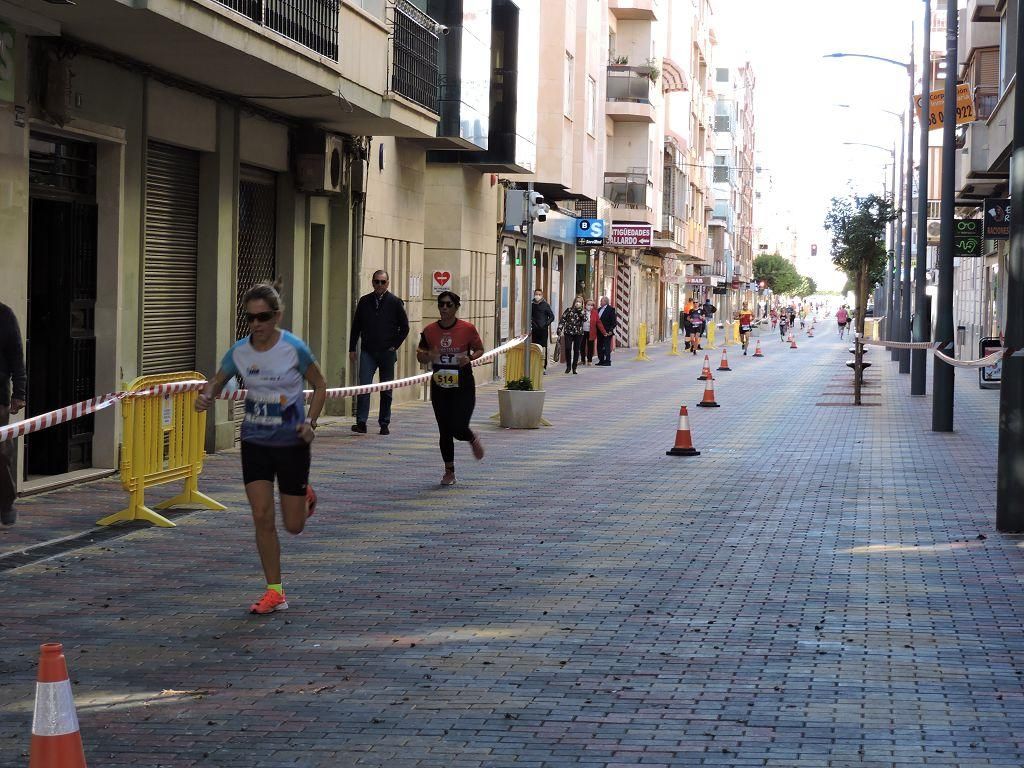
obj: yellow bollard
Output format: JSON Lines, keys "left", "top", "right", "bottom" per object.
{"left": 633, "top": 322, "right": 651, "bottom": 361}
{"left": 706, "top": 321, "right": 717, "bottom": 350}
{"left": 668, "top": 322, "right": 681, "bottom": 356}
{"left": 732, "top": 320, "right": 741, "bottom": 344}
{"left": 721, "top": 321, "right": 733, "bottom": 347}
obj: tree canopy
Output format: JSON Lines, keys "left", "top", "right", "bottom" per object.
{"left": 753, "top": 253, "right": 815, "bottom": 298}
{"left": 823, "top": 194, "right": 897, "bottom": 287}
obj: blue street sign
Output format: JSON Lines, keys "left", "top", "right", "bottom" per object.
{"left": 575, "top": 218, "right": 605, "bottom": 246}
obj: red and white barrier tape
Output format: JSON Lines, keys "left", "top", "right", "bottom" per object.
{"left": 860, "top": 338, "right": 939, "bottom": 351}
{"left": 0, "top": 336, "right": 529, "bottom": 442}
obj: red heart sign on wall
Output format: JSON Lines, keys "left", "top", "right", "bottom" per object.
{"left": 433, "top": 271, "right": 451, "bottom": 286}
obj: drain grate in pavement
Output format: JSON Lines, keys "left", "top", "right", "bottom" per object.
{"left": 0, "top": 510, "right": 193, "bottom": 573}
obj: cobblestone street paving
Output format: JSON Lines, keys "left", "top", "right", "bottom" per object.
{"left": 1, "top": 325, "right": 1016, "bottom": 767}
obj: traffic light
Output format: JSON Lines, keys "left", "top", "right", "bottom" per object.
{"left": 527, "top": 191, "right": 550, "bottom": 222}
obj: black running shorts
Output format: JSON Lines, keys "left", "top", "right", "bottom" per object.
{"left": 241, "top": 441, "right": 311, "bottom": 496}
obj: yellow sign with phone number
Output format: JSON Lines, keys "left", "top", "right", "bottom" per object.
{"left": 915, "top": 83, "right": 974, "bottom": 131}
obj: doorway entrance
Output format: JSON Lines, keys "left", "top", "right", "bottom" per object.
{"left": 25, "top": 133, "right": 98, "bottom": 476}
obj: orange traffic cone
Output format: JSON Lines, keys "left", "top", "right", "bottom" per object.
{"left": 717, "top": 347, "right": 732, "bottom": 371}
{"left": 807, "top": 325, "right": 815, "bottom": 338}
{"left": 753, "top": 339, "right": 764, "bottom": 357}
{"left": 30, "top": 644, "right": 87, "bottom": 768}
{"left": 697, "top": 354, "right": 714, "bottom": 381}
{"left": 666, "top": 404, "right": 701, "bottom": 456}
{"left": 696, "top": 377, "right": 720, "bottom": 408}
{"left": 789, "top": 333, "right": 798, "bottom": 349}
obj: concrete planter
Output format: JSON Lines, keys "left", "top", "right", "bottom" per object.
{"left": 498, "top": 389, "right": 546, "bottom": 429}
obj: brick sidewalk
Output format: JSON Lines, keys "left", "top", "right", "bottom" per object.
{"left": 1, "top": 323, "right": 1017, "bottom": 767}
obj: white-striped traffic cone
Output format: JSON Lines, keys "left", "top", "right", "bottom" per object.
{"left": 666, "top": 404, "right": 700, "bottom": 456}
{"left": 30, "top": 643, "right": 87, "bottom": 768}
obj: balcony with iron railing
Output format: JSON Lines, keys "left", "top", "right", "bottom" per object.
{"left": 389, "top": 1, "right": 440, "bottom": 113}
{"left": 604, "top": 170, "right": 657, "bottom": 225}
{"left": 606, "top": 66, "right": 657, "bottom": 123}
{"left": 213, "top": 0, "right": 339, "bottom": 60}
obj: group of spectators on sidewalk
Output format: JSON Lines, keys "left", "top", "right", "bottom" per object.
{"left": 530, "top": 292, "right": 618, "bottom": 373}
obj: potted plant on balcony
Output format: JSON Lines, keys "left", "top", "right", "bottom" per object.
{"left": 498, "top": 376, "right": 546, "bottom": 429}
{"left": 644, "top": 57, "right": 661, "bottom": 84}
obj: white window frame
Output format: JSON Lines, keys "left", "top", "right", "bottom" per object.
{"left": 585, "top": 75, "right": 597, "bottom": 135}
{"left": 564, "top": 51, "right": 575, "bottom": 118}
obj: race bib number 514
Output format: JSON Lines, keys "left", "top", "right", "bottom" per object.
{"left": 432, "top": 370, "right": 459, "bottom": 389}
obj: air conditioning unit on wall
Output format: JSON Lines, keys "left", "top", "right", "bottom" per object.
{"left": 295, "top": 132, "right": 346, "bottom": 194}
{"left": 926, "top": 219, "right": 941, "bottom": 245}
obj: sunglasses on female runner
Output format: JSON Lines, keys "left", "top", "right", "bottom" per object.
{"left": 246, "top": 311, "right": 276, "bottom": 323}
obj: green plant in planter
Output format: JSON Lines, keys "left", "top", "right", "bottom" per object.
{"left": 644, "top": 58, "right": 660, "bottom": 84}
{"left": 611, "top": 55, "right": 629, "bottom": 65}
{"left": 506, "top": 376, "right": 534, "bottom": 391}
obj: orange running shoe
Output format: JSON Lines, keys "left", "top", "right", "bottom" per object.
{"left": 306, "top": 484, "right": 317, "bottom": 519}
{"left": 250, "top": 589, "right": 288, "bottom": 615}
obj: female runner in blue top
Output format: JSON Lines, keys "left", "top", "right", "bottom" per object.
{"left": 195, "top": 282, "right": 327, "bottom": 615}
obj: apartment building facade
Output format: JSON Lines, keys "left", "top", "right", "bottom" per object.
{"left": 0, "top": 0, "right": 537, "bottom": 493}
{"left": 952, "top": 0, "right": 1007, "bottom": 359}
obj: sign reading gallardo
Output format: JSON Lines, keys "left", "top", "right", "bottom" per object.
{"left": 609, "top": 223, "right": 653, "bottom": 247}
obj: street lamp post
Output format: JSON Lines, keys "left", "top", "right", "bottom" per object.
{"left": 835, "top": 103, "right": 906, "bottom": 344}
{"left": 842, "top": 142, "right": 898, "bottom": 323}
{"left": 912, "top": 0, "right": 932, "bottom": 396}
{"left": 933, "top": 0, "right": 957, "bottom": 432}
{"left": 825, "top": 51, "right": 917, "bottom": 366}
{"left": 996, "top": 0, "right": 1024, "bottom": 529}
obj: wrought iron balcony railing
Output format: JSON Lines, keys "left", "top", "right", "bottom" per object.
{"left": 390, "top": 1, "right": 440, "bottom": 113}
{"left": 212, "top": 0, "right": 339, "bottom": 60}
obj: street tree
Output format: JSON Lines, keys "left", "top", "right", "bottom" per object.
{"left": 824, "top": 193, "right": 898, "bottom": 404}
{"left": 753, "top": 253, "right": 803, "bottom": 297}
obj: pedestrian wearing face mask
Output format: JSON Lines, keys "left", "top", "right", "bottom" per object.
{"left": 557, "top": 297, "right": 587, "bottom": 374}
{"left": 583, "top": 299, "right": 604, "bottom": 366}
{"left": 530, "top": 290, "right": 555, "bottom": 370}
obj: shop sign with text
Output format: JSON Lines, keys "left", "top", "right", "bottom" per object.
{"left": 609, "top": 223, "right": 653, "bottom": 248}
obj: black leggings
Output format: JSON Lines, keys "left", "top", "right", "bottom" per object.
{"left": 431, "top": 380, "right": 476, "bottom": 465}
{"left": 564, "top": 334, "right": 584, "bottom": 370}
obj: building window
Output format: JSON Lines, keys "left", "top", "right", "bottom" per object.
{"left": 713, "top": 155, "right": 729, "bottom": 184}
{"left": 565, "top": 52, "right": 575, "bottom": 117}
{"left": 586, "top": 76, "right": 597, "bottom": 135}
{"left": 716, "top": 67, "right": 729, "bottom": 82}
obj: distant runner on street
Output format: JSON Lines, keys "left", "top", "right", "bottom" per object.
{"left": 196, "top": 282, "right": 327, "bottom": 615}
{"left": 836, "top": 305, "right": 850, "bottom": 340}
{"left": 417, "top": 291, "right": 485, "bottom": 487}
{"left": 738, "top": 302, "right": 753, "bottom": 355}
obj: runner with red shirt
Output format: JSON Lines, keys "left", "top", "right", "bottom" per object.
{"left": 417, "top": 291, "right": 486, "bottom": 486}
{"left": 738, "top": 302, "right": 754, "bottom": 355}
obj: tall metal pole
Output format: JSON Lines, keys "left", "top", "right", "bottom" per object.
{"left": 899, "top": 23, "right": 916, "bottom": 373}
{"left": 888, "top": 151, "right": 897, "bottom": 342}
{"left": 892, "top": 126, "right": 906, "bottom": 360}
{"left": 912, "top": 0, "right": 932, "bottom": 396}
{"left": 524, "top": 182, "right": 534, "bottom": 375}
{"left": 996, "top": 0, "right": 1024, "bottom": 530}
{"left": 932, "top": 0, "right": 957, "bottom": 431}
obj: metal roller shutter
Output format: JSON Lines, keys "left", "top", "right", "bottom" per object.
{"left": 142, "top": 142, "right": 200, "bottom": 374}
{"left": 234, "top": 167, "right": 278, "bottom": 441}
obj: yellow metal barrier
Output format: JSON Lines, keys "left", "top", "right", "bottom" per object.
{"left": 668, "top": 322, "right": 680, "bottom": 355}
{"left": 503, "top": 343, "right": 544, "bottom": 391}
{"left": 98, "top": 372, "right": 225, "bottom": 528}
{"left": 865, "top": 318, "right": 882, "bottom": 340}
{"left": 706, "top": 322, "right": 717, "bottom": 349}
{"left": 633, "top": 322, "right": 651, "bottom": 361}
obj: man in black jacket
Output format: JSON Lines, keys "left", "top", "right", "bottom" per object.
{"left": 0, "top": 302, "right": 26, "bottom": 525}
{"left": 349, "top": 271, "right": 410, "bottom": 435}
{"left": 595, "top": 296, "right": 618, "bottom": 366}
{"left": 530, "top": 289, "right": 555, "bottom": 370}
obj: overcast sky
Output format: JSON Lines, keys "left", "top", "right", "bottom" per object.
{"left": 715, "top": 0, "right": 922, "bottom": 290}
